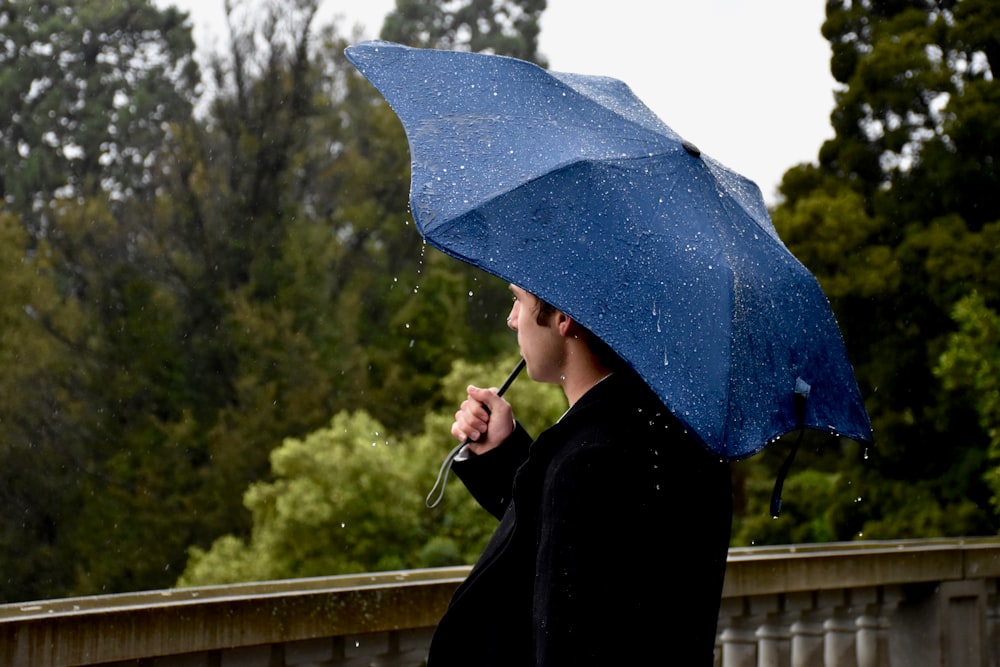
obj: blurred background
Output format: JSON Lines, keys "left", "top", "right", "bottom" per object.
{"left": 0, "top": 0, "right": 997, "bottom": 603}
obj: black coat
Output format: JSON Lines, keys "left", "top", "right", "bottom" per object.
{"left": 427, "top": 371, "right": 733, "bottom": 666}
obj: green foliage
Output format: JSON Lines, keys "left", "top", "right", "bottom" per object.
{"left": 936, "top": 293, "right": 1000, "bottom": 512}
{"left": 0, "top": 211, "right": 87, "bottom": 599}
{"left": 0, "top": 0, "right": 197, "bottom": 223}
{"left": 756, "top": 0, "right": 1000, "bottom": 543}
{"left": 180, "top": 410, "right": 427, "bottom": 583}
{"left": 15, "top": 0, "right": 999, "bottom": 605}
{"left": 0, "top": 0, "right": 522, "bottom": 602}
{"left": 178, "top": 354, "right": 564, "bottom": 586}
{"left": 735, "top": 464, "right": 849, "bottom": 546}
{"left": 381, "top": 0, "right": 548, "bottom": 64}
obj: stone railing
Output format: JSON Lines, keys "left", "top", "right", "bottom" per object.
{"left": 1, "top": 539, "right": 998, "bottom": 666}
{"left": 719, "top": 538, "right": 1000, "bottom": 667}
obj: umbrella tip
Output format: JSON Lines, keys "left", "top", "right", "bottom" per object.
{"left": 682, "top": 140, "right": 701, "bottom": 158}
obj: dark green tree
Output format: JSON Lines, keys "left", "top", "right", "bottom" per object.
{"left": 936, "top": 294, "right": 1000, "bottom": 513}
{"left": 177, "top": 354, "right": 565, "bottom": 586}
{"left": 0, "top": 0, "right": 202, "bottom": 601}
{"left": 0, "top": 0, "right": 540, "bottom": 602}
{"left": 0, "top": 210, "right": 90, "bottom": 600}
{"left": 0, "top": 0, "right": 198, "bottom": 229}
{"left": 738, "top": 0, "right": 1000, "bottom": 544}
{"left": 381, "top": 0, "right": 547, "bottom": 64}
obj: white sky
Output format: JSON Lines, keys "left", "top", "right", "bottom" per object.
{"left": 162, "top": 0, "right": 837, "bottom": 204}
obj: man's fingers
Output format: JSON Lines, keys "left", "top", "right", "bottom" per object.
{"left": 453, "top": 397, "right": 489, "bottom": 442}
{"left": 452, "top": 385, "right": 514, "bottom": 449}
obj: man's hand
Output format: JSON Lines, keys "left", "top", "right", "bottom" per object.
{"left": 451, "top": 385, "right": 515, "bottom": 455}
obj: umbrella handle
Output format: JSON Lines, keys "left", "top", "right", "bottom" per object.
{"left": 425, "top": 358, "right": 526, "bottom": 508}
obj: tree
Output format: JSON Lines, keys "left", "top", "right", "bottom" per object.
{"left": 0, "top": 210, "right": 91, "bottom": 600}
{"left": 381, "top": 0, "right": 548, "bottom": 64}
{"left": 0, "top": 0, "right": 198, "bottom": 228}
{"left": 749, "top": 0, "right": 1000, "bottom": 543}
{"left": 0, "top": 0, "right": 546, "bottom": 602}
{"left": 0, "top": 0, "right": 203, "bottom": 601}
{"left": 936, "top": 293, "right": 1000, "bottom": 513}
{"left": 177, "top": 354, "right": 566, "bottom": 585}
{"left": 0, "top": 0, "right": 528, "bottom": 600}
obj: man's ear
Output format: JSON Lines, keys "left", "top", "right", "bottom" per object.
{"left": 556, "top": 312, "right": 576, "bottom": 338}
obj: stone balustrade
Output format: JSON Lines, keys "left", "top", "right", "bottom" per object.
{"left": 719, "top": 539, "right": 1000, "bottom": 666}
{"left": 1, "top": 538, "right": 998, "bottom": 666}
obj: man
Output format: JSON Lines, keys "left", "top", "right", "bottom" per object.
{"left": 427, "top": 284, "right": 733, "bottom": 666}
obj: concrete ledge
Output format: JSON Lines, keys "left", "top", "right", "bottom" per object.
{"left": 723, "top": 539, "right": 1000, "bottom": 597}
{"left": 1, "top": 568, "right": 469, "bottom": 666}
{"left": 3, "top": 540, "right": 1000, "bottom": 667}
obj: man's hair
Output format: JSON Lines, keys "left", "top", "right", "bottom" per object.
{"left": 533, "top": 295, "right": 627, "bottom": 372}
{"left": 533, "top": 298, "right": 558, "bottom": 325}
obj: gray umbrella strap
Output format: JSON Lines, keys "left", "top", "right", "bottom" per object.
{"left": 425, "top": 358, "right": 527, "bottom": 509}
{"left": 769, "top": 379, "right": 811, "bottom": 518}
{"left": 426, "top": 441, "right": 466, "bottom": 508}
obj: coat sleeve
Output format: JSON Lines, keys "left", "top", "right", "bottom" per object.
{"left": 532, "top": 434, "right": 732, "bottom": 666}
{"left": 452, "top": 424, "right": 533, "bottom": 519}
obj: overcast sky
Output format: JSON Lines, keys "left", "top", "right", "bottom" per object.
{"left": 164, "top": 0, "right": 837, "bottom": 204}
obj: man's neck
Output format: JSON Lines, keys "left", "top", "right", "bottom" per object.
{"left": 561, "top": 351, "right": 615, "bottom": 406}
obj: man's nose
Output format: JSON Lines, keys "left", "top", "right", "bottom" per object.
{"left": 506, "top": 303, "right": 518, "bottom": 331}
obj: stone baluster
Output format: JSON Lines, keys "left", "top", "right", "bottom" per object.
{"left": 987, "top": 579, "right": 1000, "bottom": 667}
{"left": 756, "top": 594, "right": 792, "bottom": 667}
{"left": 857, "top": 586, "right": 900, "bottom": 667}
{"left": 823, "top": 590, "right": 859, "bottom": 667}
{"left": 786, "top": 592, "right": 824, "bottom": 667}
{"left": 854, "top": 587, "right": 882, "bottom": 667}
{"left": 718, "top": 597, "right": 759, "bottom": 667}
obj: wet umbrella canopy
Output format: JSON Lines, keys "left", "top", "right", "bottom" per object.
{"left": 345, "top": 40, "right": 872, "bottom": 461}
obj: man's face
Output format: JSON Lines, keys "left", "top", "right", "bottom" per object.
{"left": 507, "top": 284, "right": 564, "bottom": 384}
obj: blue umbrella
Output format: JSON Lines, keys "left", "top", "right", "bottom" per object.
{"left": 345, "top": 40, "right": 872, "bottom": 462}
